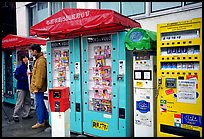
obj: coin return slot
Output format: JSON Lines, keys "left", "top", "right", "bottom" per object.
{"left": 183, "top": 41, "right": 186, "bottom": 44}
{"left": 167, "top": 43, "right": 169, "bottom": 45}
{"left": 162, "top": 43, "right": 164, "bottom": 45}
{"left": 162, "top": 58, "right": 164, "bottom": 60}
{"left": 177, "top": 57, "right": 180, "bottom": 60}
{"left": 172, "top": 42, "right": 175, "bottom": 45}
{"left": 194, "top": 73, "right": 197, "bottom": 75}
{"left": 183, "top": 57, "right": 185, "bottom": 59}
{"left": 177, "top": 42, "right": 180, "bottom": 44}
{"left": 183, "top": 72, "right": 185, "bottom": 75}
{"left": 167, "top": 72, "right": 169, "bottom": 74}
{"left": 172, "top": 72, "right": 174, "bottom": 74}
{"left": 162, "top": 72, "right": 164, "bottom": 74}
{"left": 172, "top": 57, "right": 174, "bottom": 60}
{"left": 189, "top": 57, "right": 191, "bottom": 59}
{"left": 189, "top": 41, "right": 192, "bottom": 44}
{"left": 188, "top": 73, "right": 191, "bottom": 75}
{"left": 195, "top": 57, "right": 198, "bottom": 59}
{"left": 177, "top": 72, "right": 180, "bottom": 75}
{"left": 167, "top": 58, "right": 169, "bottom": 60}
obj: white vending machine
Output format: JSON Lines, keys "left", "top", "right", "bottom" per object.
{"left": 133, "top": 51, "right": 157, "bottom": 137}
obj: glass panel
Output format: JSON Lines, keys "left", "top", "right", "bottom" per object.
{"left": 37, "top": 2, "right": 48, "bottom": 11}
{"left": 51, "top": 2, "right": 62, "bottom": 15}
{"left": 37, "top": 2, "right": 48, "bottom": 23}
{"left": 88, "top": 35, "right": 112, "bottom": 114}
{"left": 184, "top": 2, "right": 199, "bottom": 5}
{"left": 63, "top": 2, "right": 77, "bottom": 8}
{"left": 122, "top": 2, "right": 145, "bottom": 16}
{"left": 51, "top": 41, "right": 70, "bottom": 87}
{"left": 100, "top": 2, "right": 120, "bottom": 13}
{"left": 30, "top": 5, "right": 37, "bottom": 26}
{"left": 152, "top": 2, "right": 182, "bottom": 12}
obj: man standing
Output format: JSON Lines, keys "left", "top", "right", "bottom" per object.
{"left": 13, "top": 55, "right": 33, "bottom": 122}
{"left": 29, "top": 44, "right": 49, "bottom": 129}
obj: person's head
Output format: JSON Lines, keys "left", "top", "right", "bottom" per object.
{"left": 21, "top": 55, "right": 29, "bottom": 65}
{"left": 30, "top": 44, "right": 41, "bottom": 56}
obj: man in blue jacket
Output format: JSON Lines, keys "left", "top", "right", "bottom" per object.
{"left": 13, "top": 55, "right": 33, "bottom": 122}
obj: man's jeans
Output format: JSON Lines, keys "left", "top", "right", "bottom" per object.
{"left": 35, "top": 92, "right": 49, "bottom": 124}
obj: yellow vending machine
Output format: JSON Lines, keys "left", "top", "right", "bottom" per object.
{"left": 157, "top": 18, "right": 202, "bottom": 137}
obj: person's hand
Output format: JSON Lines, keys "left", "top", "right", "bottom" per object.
{"left": 32, "top": 90, "right": 38, "bottom": 94}
{"left": 27, "top": 72, "right": 32, "bottom": 76}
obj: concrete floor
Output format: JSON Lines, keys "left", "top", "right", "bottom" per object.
{"left": 2, "top": 102, "right": 87, "bottom": 137}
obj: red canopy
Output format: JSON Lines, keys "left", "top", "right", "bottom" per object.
{"left": 30, "top": 8, "right": 141, "bottom": 38}
{"left": 2, "top": 34, "right": 46, "bottom": 49}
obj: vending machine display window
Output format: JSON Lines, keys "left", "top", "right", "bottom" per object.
{"left": 52, "top": 46, "right": 70, "bottom": 87}
{"left": 88, "top": 35, "right": 112, "bottom": 114}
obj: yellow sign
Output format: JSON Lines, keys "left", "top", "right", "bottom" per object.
{"left": 136, "top": 81, "right": 143, "bottom": 87}
{"left": 92, "top": 120, "right": 108, "bottom": 131}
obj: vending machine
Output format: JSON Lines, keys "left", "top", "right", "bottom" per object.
{"left": 46, "top": 38, "right": 83, "bottom": 134}
{"left": 157, "top": 18, "right": 202, "bottom": 137}
{"left": 3, "top": 49, "right": 17, "bottom": 104}
{"left": 81, "top": 32, "right": 133, "bottom": 137}
{"left": 125, "top": 28, "right": 157, "bottom": 137}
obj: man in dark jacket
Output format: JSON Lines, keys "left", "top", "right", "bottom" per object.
{"left": 13, "top": 55, "right": 33, "bottom": 122}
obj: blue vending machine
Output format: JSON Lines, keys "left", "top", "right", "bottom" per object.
{"left": 46, "top": 38, "right": 83, "bottom": 134}
{"left": 3, "top": 49, "right": 17, "bottom": 104}
{"left": 82, "top": 32, "right": 133, "bottom": 137}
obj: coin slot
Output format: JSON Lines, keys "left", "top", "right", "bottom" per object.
{"left": 162, "top": 72, "right": 164, "bottom": 74}
{"left": 172, "top": 72, "right": 174, "bottom": 74}
{"left": 162, "top": 43, "right": 164, "bottom": 45}
{"left": 183, "top": 41, "right": 186, "bottom": 44}
{"left": 183, "top": 57, "right": 185, "bottom": 59}
{"left": 189, "top": 57, "right": 191, "bottom": 59}
{"left": 195, "top": 57, "right": 198, "bottom": 59}
{"left": 188, "top": 73, "right": 191, "bottom": 75}
{"left": 189, "top": 41, "right": 192, "bottom": 44}
{"left": 167, "top": 72, "right": 169, "bottom": 74}
{"left": 177, "top": 72, "right": 180, "bottom": 75}
{"left": 183, "top": 72, "right": 185, "bottom": 75}
{"left": 177, "top": 42, "right": 180, "bottom": 44}
{"left": 162, "top": 58, "right": 164, "bottom": 60}
{"left": 172, "top": 57, "right": 174, "bottom": 60}
{"left": 172, "top": 42, "right": 175, "bottom": 45}
{"left": 167, "top": 58, "right": 169, "bottom": 60}
{"left": 167, "top": 43, "right": 169, "bottom": 45}
{"left": 177, "top": 57, "right": 180, "bottom": 60}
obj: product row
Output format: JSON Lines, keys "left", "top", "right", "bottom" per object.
{"left": 160, "top": 46, "right": 200, "bottom": 55}
{"left": 90, "top": 98, "right": 112, "bottom": 114}
{"left": 161, "top": 62, "right": 199, "bottom": 70}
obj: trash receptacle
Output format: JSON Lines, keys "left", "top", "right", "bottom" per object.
{"left": 49, "top": 87, "right": 70, "bottom": 137}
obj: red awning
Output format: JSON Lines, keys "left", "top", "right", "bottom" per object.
{"left": 2, "top": 34, "right": 46, "bottom": 49}
{"left": 30, "top": 8, "right": 141, "bottom": 38}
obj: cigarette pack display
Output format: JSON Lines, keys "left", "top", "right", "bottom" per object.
{"left": 161, "top": 48, "right": 167, "bottom": 55}
{"left": 171, "top": 47, "right": 177, "bottom": 55}
{"left": 167, "top": 48, "right": 171, "bottom": 54}
{"left": 180, "top": 47, "right": 187, "bottom": 54}
{"left": 194, "top": 62, "right": 200, "bottom": 70}
{"left": 172, "top": 63, "right": 177, "bottom": 69}
{"left": 177, "top": 63, "right": 182, "bottom": 69}
{"left": 182, "top": 63, "right": 187, "bottom": 69}
{"left": 187, "top": 47, "right": 194, "bottom": 54}
{"left": 167, "top": 63, "right": 172, "bottom": 69}
{"left": 176, "top": 47, "right": 182, "bottom": 54}
{"left": 193, "top": 47, "right": 200, "bottom": 54}
{"left": 187, "top": 63, "right": 194, "bottom": 69}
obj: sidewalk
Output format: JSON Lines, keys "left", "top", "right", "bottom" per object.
{"left": 2, "top": 102, "right": 86, "bottom": 137}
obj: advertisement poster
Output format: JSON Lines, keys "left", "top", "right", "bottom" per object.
{"left": 177, "top": 80, "right": 196, "bottom": 104}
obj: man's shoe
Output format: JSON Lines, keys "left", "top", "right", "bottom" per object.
{"left": 22, "top": 115, "right": 33, "bottom": 119}
{"left": 32, "top": 123, "right": 45, "bottom": 129}
{"left": 13, "top": 117, "right": 19, "bottom": 122}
